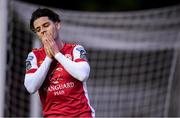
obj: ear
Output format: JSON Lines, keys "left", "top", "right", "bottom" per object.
{"left": 56, "top": 22, "right": 61, "bottom": 30}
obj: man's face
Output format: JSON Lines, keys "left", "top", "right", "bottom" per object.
{"left": 33, "top": 16, "right": 60, "bottom": 43}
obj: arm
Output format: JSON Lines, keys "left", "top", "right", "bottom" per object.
{"left": 24, "top": 52, "right": 52, "bottom": 94}
{"left": 54, "top": 45, "right": 90, "bottom": 82}
{"left": 41, "top": 33, "right": 90, "bottom": 82}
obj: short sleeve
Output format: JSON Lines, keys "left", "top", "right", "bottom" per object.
{"left": 73, "top": 45, "right": 88, "bottom": 62}
{"left": 26, "top": 52, "right": 38, "bottom": 74}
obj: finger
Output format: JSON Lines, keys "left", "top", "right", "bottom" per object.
{"left": 42, "top": 38, "right": 48, "bottom": 45}
{"left": 45, "top": 37, "right": 55, "bottom": 47}
{"left": 46, "top": 33, "right": 54, "bottom": 42}
{"left": 45, "top": 42, "right": 53, "bottom": 52}
{"left": 44, "top": 45, "right": 53, "bottom": 56}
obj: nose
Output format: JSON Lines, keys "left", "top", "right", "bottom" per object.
{"left": 40, "top": 27, "right": 46, "bottom": 35}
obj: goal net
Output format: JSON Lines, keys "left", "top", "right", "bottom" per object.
{"left": 6, "top": 0, "right": 180, "bottom": 117}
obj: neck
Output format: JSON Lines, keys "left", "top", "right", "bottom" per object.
{"left": 55, "top": 38, "right": 64, "bottom": 50}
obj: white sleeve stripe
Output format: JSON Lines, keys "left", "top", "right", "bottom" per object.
{"left": 55, "top": 52, "right": 90, "bottom": 82}
{"left": 24, "top": 56, "right": 52, "bottom": 94}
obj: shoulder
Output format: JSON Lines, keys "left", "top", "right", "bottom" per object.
{"left": 26, "top": 51, "right": 37, "bottom": 61}
{"left": 74, "top": 44, "right": 86, "bottom": 51}
{"left": 26, "top": 47, "right": 45, "bottom": 60}
{"left": 32, "top": 47, "right": 44, "bottom": 53}
{"left": 31, "top": 47, "right": 45, "bottom": 57}
{"left": 64, "top": 43, "right": 77, "bottom": 49}
{"left": 72, "top": 44, "right": 88, "bottom": 62}
{"left": 62, "top": 43, "right": 85, "bottom": 53}
{"left": 65, "top": 43, "right": 85, "bottom": 50}
{"left": 72, "top": 44, "right": 87, "bottom": 56}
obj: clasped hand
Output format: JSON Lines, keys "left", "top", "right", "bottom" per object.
{"left": 42, "top": 33, "right": 59, "bottom": 58}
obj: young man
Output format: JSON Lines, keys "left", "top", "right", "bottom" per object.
{"left": 24, "top": 8, "right": 95, "bottom": 117}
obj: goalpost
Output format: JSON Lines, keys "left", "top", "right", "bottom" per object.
{"left": 0, "top": 0, "right": 8, "bottom": 116}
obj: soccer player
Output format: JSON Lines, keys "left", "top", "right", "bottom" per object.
{"left": 24, "top": 8, "right": 95, "bottom": 117}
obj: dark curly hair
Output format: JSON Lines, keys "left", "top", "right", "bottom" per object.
{"left": 30, "top": 8, "right": 61, "bottom": 32}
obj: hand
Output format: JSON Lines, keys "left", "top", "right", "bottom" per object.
{"left": 44, "top": 41, "right": 53, "bottom": 58}
{"left": 42, "top": 33, "right": 59, "bottom": 58}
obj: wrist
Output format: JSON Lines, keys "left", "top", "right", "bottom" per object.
{"left": 54, "top": 52, "right": 62, "bottom": 59}
{"left": 45, "top": 56, "right": 53, "bottom": 62}
{"left": 54, "top": 52, "right": 59, "bottom": 56}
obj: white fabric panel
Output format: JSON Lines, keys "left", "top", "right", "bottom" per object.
{"left": 55, "top": 52, "right": 90, "bottom": 82}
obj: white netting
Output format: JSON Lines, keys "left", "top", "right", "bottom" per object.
{"left": 6, "top": 0, "right": 180, "bottom": 117}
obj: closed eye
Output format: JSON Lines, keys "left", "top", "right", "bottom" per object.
{"left": 34, "top": 27, "right": 40, "bottom": 33}
{"left": 43, "top": 22, "right": 50, "bottom": 28}
{"left": 34, "top": 22, "right": 50, "bottom": 33}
